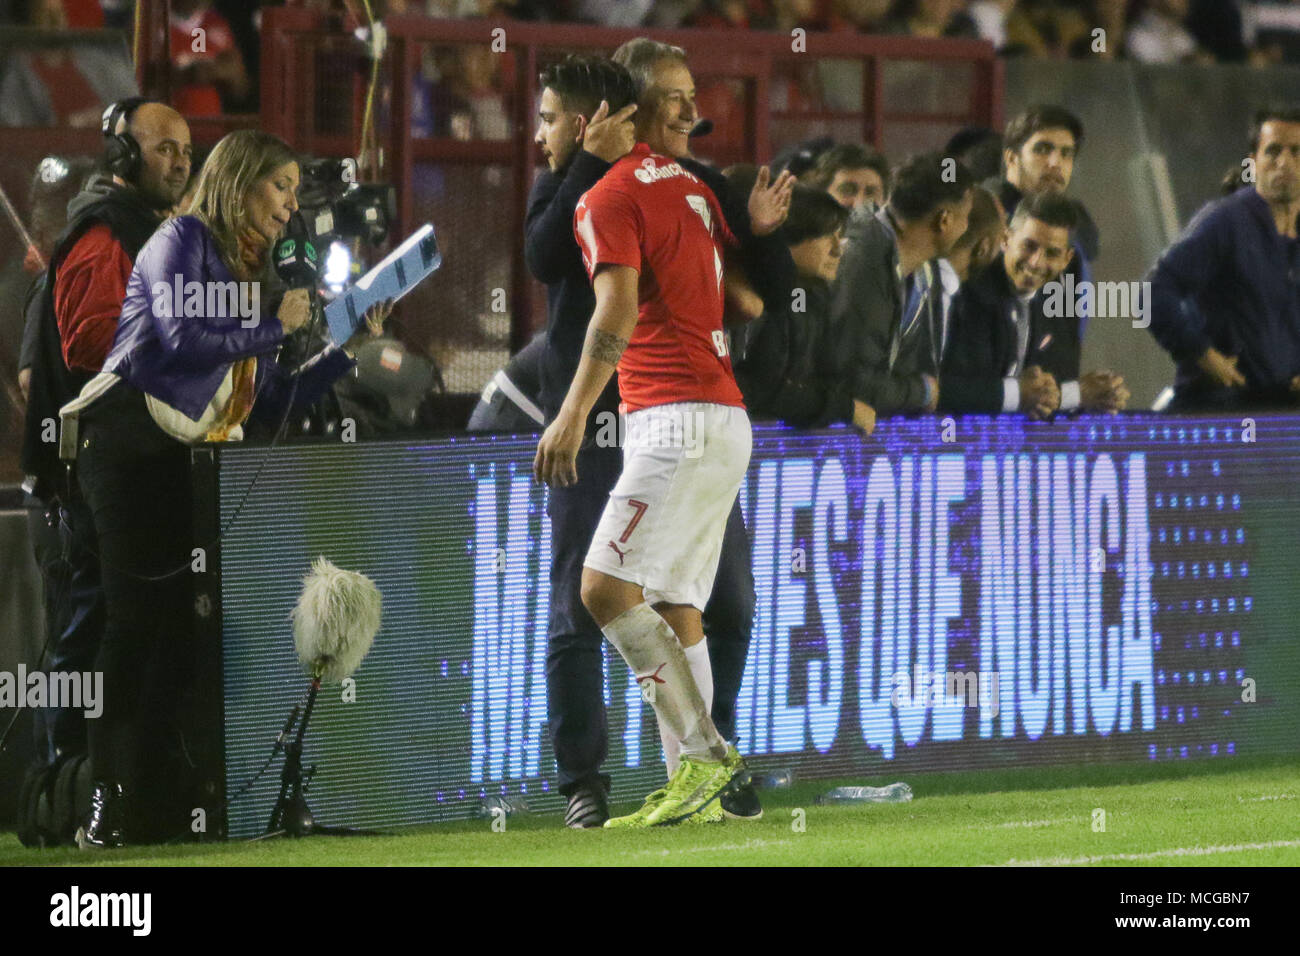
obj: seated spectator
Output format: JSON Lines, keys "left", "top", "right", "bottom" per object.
{"left": 421, "top": 45, "right": 510, "bottom": 140}
{"left": 756, "top": 0, "right": 821, "bottom": 31}
{"left": 0, "top": 0, "right": 137, "bottom": 127}
{"left": 829, "top": 151, "right": 974, "bottom": 418}
{"left": 1186, "top": 0, "right": 1249, "bottom": 62}
{"left": 574, "top": 0, "right": 654, "bottom": 27}
{"left": 800, "top": 143, "right": 891, "bottom": 211}
{"left": 885, "top": 0, "right": 980, "bottom": 38}
{"left": 946, "top": 126, "right": 1003, "bottom": 182}
{"left": 772, "top": 135, "right": 836, "bottom": 179}
{"left": 825, "top": 0, "right": 894, "bottom": 33}
{"left": 1124, "top": 0, "right": 1212, "bottom": 63}
{"left": 466, "top": 333, "right": 547, "bottom": 432}
{"left": 734, "top": 184, "right": 875, "bottom": 430}
{"left": 968, "top": 0, "right": 1016, "bottom": 50}
{"left": 940, "top": 192, "right": 1128, "bottom": 416}
{"left": 169, "top": 0, "right": 250, "bottom": 115}
{"left": 1002, "top": 0, "right": 1091, "bottom": 57}
{"left": 680, "top": 0, "right": 760, "bottom": 28}
{"left": 1146, "top": 106, "right": 1300, "bottom": 410}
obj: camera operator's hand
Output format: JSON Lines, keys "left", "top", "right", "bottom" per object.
{"left": 748, "top": 166, "right": 796, "bottom": 237}
{"left": 583, "top": 100, "right": 637, "bottom": 164}
{"left": 1198, "top": 347, "right": 1246, "bottom": 389}
{"left": 277, "top": 288, "right": 312, "bottom": 334}
{"left": 1079, "top": 370, "right": 1130, "bottom": 412}
{"left": 852, "top": 399, "right": 877, "bottom": 436}
{"left": 1019, "top": 365, "right": 1059, "bottom": 420}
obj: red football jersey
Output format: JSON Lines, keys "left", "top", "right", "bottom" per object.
{"left": 574, "top": 143, "right": 745, "bottom": 413}
{"left": 170, "top": 8, "right": 237, "bottom": 116}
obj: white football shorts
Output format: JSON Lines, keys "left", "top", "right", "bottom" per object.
{"left": 583, "top": 401, "right": 752, "bottom": 611}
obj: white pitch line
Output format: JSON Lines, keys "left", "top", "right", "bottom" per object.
{"left": 970, "top": 818, "right": 1078, "bottom": 830}
{"left": 992, "top": 839, "right": 1300, "bottom": 867}
{"left": 627, "top": 838, "right": 793, "bottom": 858}
{"left": 1237, "top": 793, "right": 1296, "bottom": 802}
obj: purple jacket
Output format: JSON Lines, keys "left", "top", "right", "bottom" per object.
{"left": 103, "top": 215, "right": 354, "bottom": 420}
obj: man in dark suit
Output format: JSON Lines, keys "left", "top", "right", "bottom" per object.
{"left": 829, "top": 152, "right": 975, "bottom": 417}
{"left": 940, "top": 192, "right": 1128, "bottom": 416}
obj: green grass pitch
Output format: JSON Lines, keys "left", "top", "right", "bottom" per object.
{"left": 4, "top": 756, "right": 1299, "bottom": 866}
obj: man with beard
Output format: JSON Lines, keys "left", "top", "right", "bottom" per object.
{"left": 993, "top": 105, "right": 1100, "bottom": 332}
{"left": 1147, "top": 107, "right": 1300, "bottom": 410}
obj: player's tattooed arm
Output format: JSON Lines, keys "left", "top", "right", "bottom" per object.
{"left": 585, "top": 328, "right": 628, "bottom": 366}
{"left": 535, "top": 265, "right": 639, "bottom": 488}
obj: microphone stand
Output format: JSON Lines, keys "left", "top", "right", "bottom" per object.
{"left": 253, "top": 676, "right": 379, "bottom": 839}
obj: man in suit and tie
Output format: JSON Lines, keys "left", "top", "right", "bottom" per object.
{"left": 940, "top": 192, "right": 1129, "bottom": 417}
{"left": 829, "top": 152, "right": 974, "bottom": 417}
{"left": 926, "top": 185, "right": 1005, "bottom": 378}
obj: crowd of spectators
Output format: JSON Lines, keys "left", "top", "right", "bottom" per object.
{"left": 1, "top": 0, "right": 1297, "bottom": 132}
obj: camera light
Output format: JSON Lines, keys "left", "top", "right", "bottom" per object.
{"left": 324, "top": 241, "right": 352, "bottom": 292}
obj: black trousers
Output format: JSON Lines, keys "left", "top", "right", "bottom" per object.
{"left": 75, "top": 381, "right": 194, "bottom": 838}
{"left": 27, "top": 493, "right": 105, "bottom": 766}
{"left": 545, "top": 439, "right": 756, "bottom": 795}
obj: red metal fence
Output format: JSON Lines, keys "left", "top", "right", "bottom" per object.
{"left": 257, "top": 12, "right": 1001, "bottom": 394}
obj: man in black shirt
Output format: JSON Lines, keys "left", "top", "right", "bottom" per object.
{"left": 524, "top": 56, "right": 638, "bottom": 828}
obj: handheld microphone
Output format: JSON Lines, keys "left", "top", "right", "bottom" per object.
{"left": 273, "top": 214, "right": 320, "bottom": 290}
{"left": 689, "top": 118, "right": 714, "bottom": 139}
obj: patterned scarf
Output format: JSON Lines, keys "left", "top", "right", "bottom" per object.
{"left": 203, "top": 227, "right": 269, "bottom": 441}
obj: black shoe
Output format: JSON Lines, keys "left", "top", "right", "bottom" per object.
{"left": 76, "top": 781, "right": 127, "bottom": 849}
{"left": 720, "top": 781, "right": 763, "bottom": 821}
{"left": 564, "top": 780, "right": 610, "bottom": 829}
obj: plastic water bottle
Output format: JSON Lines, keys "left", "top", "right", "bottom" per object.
{"left": 750, "top": 769, "right": 795, "bottom": 789}
{"left": 816, "top": 782, "right": 912, "bottom": 804}
{"left": 476, "top": 795, "right": 529, "bottom": 819}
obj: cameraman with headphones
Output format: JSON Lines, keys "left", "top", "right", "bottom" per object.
{"left": 16, "top": 99, "right": 191, "bottom": 845}
{"left": 24, "top": 97, "right": 191, "bottom": 505}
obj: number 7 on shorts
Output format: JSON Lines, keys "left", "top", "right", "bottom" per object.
{"left": 620, "top": 498, "right": 649, "bottom": 543}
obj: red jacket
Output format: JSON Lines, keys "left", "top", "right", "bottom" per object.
{"left": 53, "top": 224, "right": 132, "bottom": 373}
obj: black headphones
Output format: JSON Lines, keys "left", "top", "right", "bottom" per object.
{"left": 101, "top": 97, "right": 153, "bottom": 183}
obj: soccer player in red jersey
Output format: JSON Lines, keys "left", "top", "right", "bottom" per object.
{"left": 534, "top": 58, "right": 793, "bottom": 825}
